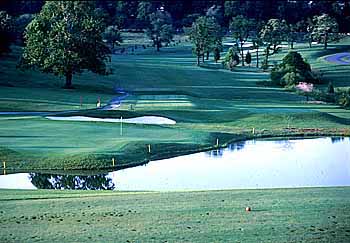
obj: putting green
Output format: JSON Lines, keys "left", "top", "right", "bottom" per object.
{"left": 324, "top": 52, "right": 350, "bottom": 65}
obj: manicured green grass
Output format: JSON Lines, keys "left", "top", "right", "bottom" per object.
{"left": 0, "top": 37, "right": 350, "bottom": 171}
{"left": 1, "top": 187, "right": 349, "bottom": 242}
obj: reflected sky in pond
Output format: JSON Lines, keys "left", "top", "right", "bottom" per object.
{"left": 0, "top": 137, "right": 349, "bottom": 191}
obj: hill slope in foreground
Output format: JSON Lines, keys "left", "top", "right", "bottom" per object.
{"left": 0, "top": 187, "right": 349, "bottom": 242}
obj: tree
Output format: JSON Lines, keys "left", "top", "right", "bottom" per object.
{"left": 252, "top": 37, "right": 263, "bottom": 68}
{"left": 103, "top": 25, "right": 122, "bottom": 49}
{"left": 187, "top": 16, "right": 211, "bottom": 65}
{"left": 245, "top": 51, "right": 251, "bottom": 66}
{"left": 312, "top": 14, "right": 339, "bottom": 49}
{"left": 260, "top": 19, "right": 288, "bottom": 67}
{"left": 114, "top": 1, "right": 138, "bottom": 29}
{"left": 0, "top": 11, "right": 14, "bottom": 56}
{"left": 20, "top": 1, "right": 111, "bottom": 89}
{"left": 287, "top": 23, "right": 298, "bottom": 49}
{"left": 137, "top": 1, "right": 154, "bottom": 21}
{"left": 230, "top": 15, "right": 254, "bottom": 66}
{"left": 136, "top": 1, "right": 155, "bottom": 28}
{"left": 146, "top": 9, "right": 174, "bottom": 51}
{"left": 223, "top": 47, "right": 239, "bottom": 71}
{"left": 270, "top": 51, "right": 318, "bottom": 87}
{"left": 205, "top": 17, "right": 222, "bottom": 60}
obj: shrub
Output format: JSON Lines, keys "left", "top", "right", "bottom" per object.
{"left": 270, "top": 51, "right": 320, "bottom": 87}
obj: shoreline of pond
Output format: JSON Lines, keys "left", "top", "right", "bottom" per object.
{"left": 1, "top": 128, "right": 349, "bottom": 175}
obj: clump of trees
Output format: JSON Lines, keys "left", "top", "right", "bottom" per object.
{"left": 0, "top": 11, "right": 14, "bottom": 56}
{"left": 312, "top": 14, "right": 339, "bottom": 49}
{"left": 20, "top": 1, "right": 111, "bottom": 89}
{"left": 270, "top": 51, "right": 320, "bottom": 87}
{"left": 229, "top": 15, "right": 255, "bottom": 66}
{"left": 145, "top": 9, "right": 174, "bottom": 51}
{"left": 260, "top": 19, "right": 288, "bottom": 68}
{"left": 187, "top": 16, "right": 222, "bottom": 65}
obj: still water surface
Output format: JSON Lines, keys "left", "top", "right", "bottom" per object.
{"left": 0, "top": 137, "right": 349, "bottom": 191}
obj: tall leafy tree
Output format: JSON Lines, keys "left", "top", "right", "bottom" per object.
{"left": 229, "top": 15, "right": 254, "bottom": 66}
{"left": 20, "top": 1, "right": 110, "bottom": 89}
{"left": 0, "top": 11, "right": 14, "bottom": 56}
{"left": 187, "top": 16, "right": 210, "bottom": 65}
{"left": 113, "top": 1, "right": 138, "bottom": 29}
{"left": 187, "top": 16, "right": 221, "bottom": 65}
{"left": 312, "top": 14, "right": 339, "bottom": 49}
{"left": 252, "top": 37, "right": 263, "bottom": 68}
{"left": 286, "top": 23, "right": 298, "bottom": 49}
{"left": 205, "top": 17, "right": 222, "bottom": 60}
{"left": 260, "top": 19, "right": 288, "bottom": 66}
{"left": 146, "top": 9, "right": 174, "bottom": 51}
{"left": 137, "top": 1, "right": 154, "bottom": 21}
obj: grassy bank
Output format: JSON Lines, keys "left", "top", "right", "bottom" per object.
{"left": 1, "top": 187, "right": 350, "bottom": 242}
{"left": 0, "top": 37, "right": 350, "bottom": 171}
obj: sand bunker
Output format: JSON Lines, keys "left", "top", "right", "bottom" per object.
{"left": 45, "top": 115, "right": 176, "bottom": 125}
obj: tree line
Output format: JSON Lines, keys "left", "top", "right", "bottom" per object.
{"left": 188, "top": 12, "right": 340, "bottom": 68}
{"left": 0, "top": 1, "right": 346, "bottom": 88}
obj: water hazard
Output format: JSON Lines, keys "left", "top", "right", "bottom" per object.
{"left": 0, "top": 137, "right": 349, "bottom": 191}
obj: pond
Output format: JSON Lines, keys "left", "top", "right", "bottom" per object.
{"left": 0, "top": 137, "right": 349, "bottom": 191}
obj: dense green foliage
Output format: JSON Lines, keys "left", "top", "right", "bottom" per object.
{"left": 146, "top": 10, "right": 174, "bottom": 51}
{"left": 187, "top": 16, "right": 221, "bottom": 65}
{"left": 20, "top": 1, "right": 110, "bottom": 88}
{"left": 271, "top": 51, "right": 318, "bottom": 87}
{"left": 312, "top": 14, "right": 339, "bottom": 50}
{"left": 229, "top": 15, "right": 255, "bottom": 66}
{"left": 223, "top": 47, "right": 240, "bottom": 70}
{"left": 260, "top": 19, "right": 288, "bottom": 65}
{"left": 0, "top": 11, "right": 14, "bottom": 56}
{"left": 2, "top": 1, "right": 350, "bottom": 32}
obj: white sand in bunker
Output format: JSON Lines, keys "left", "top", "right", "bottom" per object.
{"left": 45, "top": 116, "right": 176, "bottom": 125}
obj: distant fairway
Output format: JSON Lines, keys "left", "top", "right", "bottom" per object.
{"left": 0, "top": 37, "right": 350, "bottom": 171}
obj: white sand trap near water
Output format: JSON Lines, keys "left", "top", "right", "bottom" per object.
{"left": 45, "top": 116, "right": 176, "bottom": 125}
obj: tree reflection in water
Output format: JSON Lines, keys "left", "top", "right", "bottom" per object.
{"left": 29, "top": 173, "right": 115, "bottom": 190}
{"left": 206, "top": 141, "right": 246, "bottom": 157}
{"left": 331, "top": 137, "right": 344, "bottom": 144}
